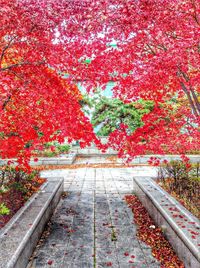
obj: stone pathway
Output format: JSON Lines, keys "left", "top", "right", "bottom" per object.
{"left": 28, "top": 165, "right": 160, "bottom": 268}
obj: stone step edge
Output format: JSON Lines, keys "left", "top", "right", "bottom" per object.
{"left": 0, "top": 177, "right": 64, "bottom": 268}
{"left": 0, "top": 154, "right": 199, "bottom": 166}
{"left": 0, "top": 153, "right": 76, "bottom": 166}
{"left": 133, "top": 177, "right": 200, "bottom": 265}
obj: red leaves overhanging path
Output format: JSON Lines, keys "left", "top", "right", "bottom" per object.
{"left": 0, "top": 0, "right": 200, "bottom": 168}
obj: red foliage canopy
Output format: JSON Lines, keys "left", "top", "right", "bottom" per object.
{"left": 0, "top": 0, "right": 98, "bottom": 167}
{"left": 0, "top": 0, "right": 200, "bottom": 166}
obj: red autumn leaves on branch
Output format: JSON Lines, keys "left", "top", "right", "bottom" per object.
{"left": 0, "top": 0, "right": 200, "bottom": 167}
{"left": 0, "top": 0, "right": 99, "bottom": 168}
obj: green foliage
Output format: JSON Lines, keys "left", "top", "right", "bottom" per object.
{"left": 37, "top": 142, "right": 71, "bottom": 156}
{"left": 44, "top": 142, "right": 53, "bottom": 149}
{"left": 91, "top": 97, "right": 154, "bottom": 136}
{"left": 0, "top": 185, "right": 9, "bottom": 194}
{"left": 0, "top": 203, "right": 10, "bottom": 215}
{"left": 42, "top": 150, "right": 58, "bottom": 157}
{"left": 56, "top": 144, "right": 70, "bottom": 153}
{"left": 10, "top": 182, "right": 28, "bottom": 194}
{"left": 111, "top": 228, "right": 117, "bottom": 241}
{"left": 79, "top": 94, "right": 94, "bottom": 116}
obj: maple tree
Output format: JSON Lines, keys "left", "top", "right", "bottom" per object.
{"left": 0, "top": 0, "right": 99, "bottom": 168}
{"left": 72, "top": 0, "right": 200, "bottom": 157}
{"left": 0, "top": 0, "right": 200, "bottom": 167}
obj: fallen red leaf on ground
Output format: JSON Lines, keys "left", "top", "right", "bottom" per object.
{"left": 125, "top": 195, "right": 185, "bottom": 268}
{"left": 47, "top": 260, "right": 53, "bottom": 265}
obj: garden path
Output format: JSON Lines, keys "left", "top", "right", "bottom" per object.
{"left": 27, "top": 159, "right": 159, "bottom": 268}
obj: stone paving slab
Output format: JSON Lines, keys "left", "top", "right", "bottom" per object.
{"left": 28, "top": 166, "right": 160, "bottom": 268}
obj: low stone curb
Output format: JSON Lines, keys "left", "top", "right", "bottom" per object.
{"left": 0, "top": 154, "right": 199, "bottom": 166}
{"left": 0, "top": 177, "right": 64, "bottom": 268}
{"left": 74, "top": 147, "right": 118, "bottom": 155}
{"left": 0, "top": 153, "right": 76, "bottom": 166}
{"left": 30, "top": 153, "right": 76, "bottom": 166}
{"left": 133, "top": 177, "right": 200, "bottom": 268}
{"left": 129, "top": 154, "right": 200, "bottom": 164}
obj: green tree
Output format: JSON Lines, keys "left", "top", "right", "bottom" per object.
{"left": 91, "top": 97, "right": 154, "bottom": 136}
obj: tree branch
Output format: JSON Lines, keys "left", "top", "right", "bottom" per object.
{"left": 2, "top": 95, "right": 11, "bottom": 110}
{"left": 190, "top": 86, "right": 200, "bottom": 113}
{"left": 180, "top": 82, "right": 199, "bottom": 117}
{"left": 0, "top": 60, "right": 45, "bottom": 71}
{"left": 191, "top": 0, "right": 200, "bottom": 26}
{"left": 146, "top": 43, "right": 156, "bottom": 55}
{"left": 0, "top": 36, "right": 16, "bottom": 64}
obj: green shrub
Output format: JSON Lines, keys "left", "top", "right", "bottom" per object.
{"left": 37, "top": 142, "right": 71, "bottom": 157}
{"left": 0, "top": 185, "right": 9, "bottom": 194}
{"left": 42, "top": 150, "right": 58, "bottom": 157}
{"left": 44, "top": 142, "right": 53, "bottom": 149}
{"left": 56, "top": 144, "right": 70, "bottom": 153}
{"left": 0, "top": 203, "right": 10, "bottom": 215}
{"left": 10, "top": 182, "right": 28, "bottom": 194}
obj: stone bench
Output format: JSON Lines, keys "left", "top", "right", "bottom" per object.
{"left": 133, "top": 177, "right": 200, "bottom": 268}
